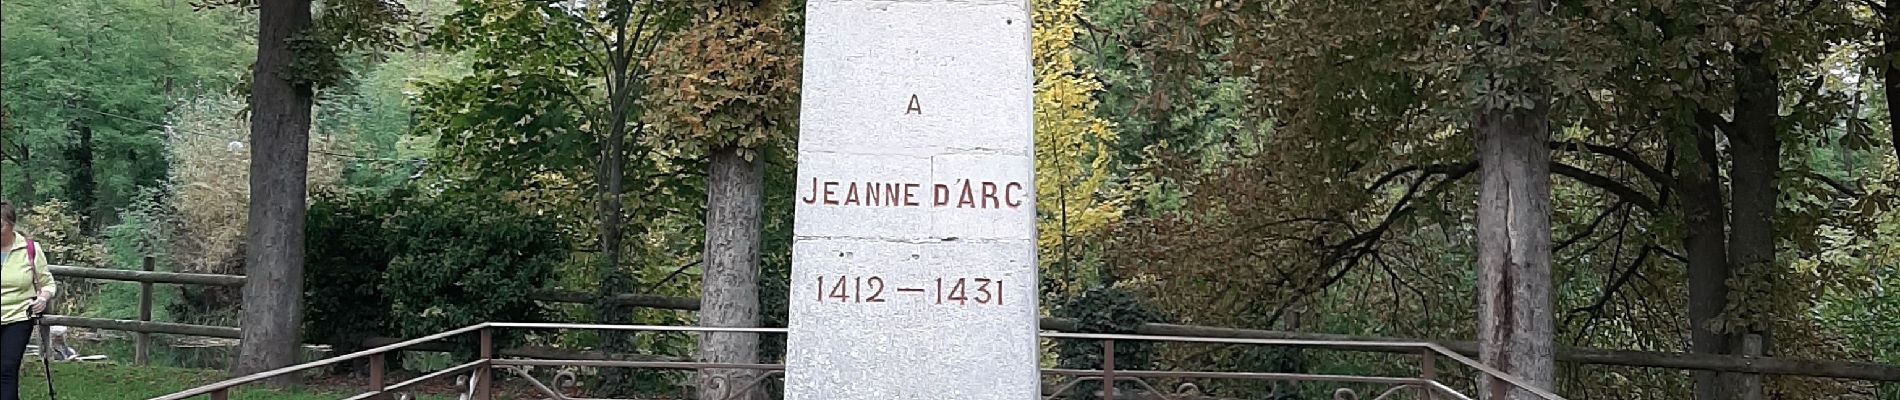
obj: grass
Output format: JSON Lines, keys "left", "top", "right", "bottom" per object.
{"left": 16, "top": 360, "right": 458, "bottom": 400}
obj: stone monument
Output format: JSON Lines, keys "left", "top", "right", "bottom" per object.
{"left": 783, "top": 0, "right": 1038, "bottom": 397}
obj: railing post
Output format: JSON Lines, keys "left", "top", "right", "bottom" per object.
{"left": 208, "top": 388, "right": 229, "bottom": 400}
{"left": 137, "top": 256, "right": 154, "bottom": 366}
{"left": 36, "top": 323, "right": 50, "bottom": 364}
{"left": 369, "top": 353, "right": 386, "bottom": 400}
{"left": 1101, "top": 339, "right": 1115, "bottom": 400}
{"left": 476, "top": 327, "right": 493, "bottom": 400}
{"left": 1420, "top": 349, "right": 1436, "bottom": 400}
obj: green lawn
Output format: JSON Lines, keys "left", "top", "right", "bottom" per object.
{"left": 16, "top": 361, "right": 456, "bottom": 400}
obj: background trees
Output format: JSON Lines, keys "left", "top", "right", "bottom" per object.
{"left": 3, "top": 0, "right": 1899, "bottom": 398}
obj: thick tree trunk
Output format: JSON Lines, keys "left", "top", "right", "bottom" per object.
{"left": 235, "top": 0, "right": 315, "bottom": 385}
{"left": 1681, "top": 121, "right": 1733, "bottom": 400}
{"left": 1724, "top": 31, "right": 1780, "bottom": 400}
{"left": 1474, "top": 1, "right": 1554, "bottom": 399}
{"left": 698, "top": 146, "right": 764, "bottom": 400}
{"left": 1475, "top": 97, "right": 1555, "bottom": 400}
{"left": 1476, "top": 106, "right": 1556, "bottom": 400}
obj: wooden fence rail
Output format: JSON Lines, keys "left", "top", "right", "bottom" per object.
{"left": 45, "top": 259, "right": 687, "bottom": 365}
{"left": 42, "top": 260, "right": 1900, "bottom": 382}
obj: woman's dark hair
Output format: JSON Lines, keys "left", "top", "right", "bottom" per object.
{"left": 0, "top": 201, "right": 14, "bottom": 227}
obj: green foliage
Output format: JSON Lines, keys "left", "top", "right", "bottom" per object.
{"left": 415, "top": 0, "right": 602, "bottom": 189}
{"left": 87, "top": 190, "right": 184, "bottom": 321}
{"left": 302, "top": 188, "right": 404, "bottom": 357}
{"left": 315, "top": 53, "right": 465, "bottom": 192}
{"left": 194, "top": 0, "right": 419, "bottom": 90}
{"left": 301, "top": 186, "right": 569, "bottom": 362}
{"left": 380, "top": 189, "right": 566, "bottom": 354}
{"left": 1, "top": 0, "right": 251, "bottom": 221}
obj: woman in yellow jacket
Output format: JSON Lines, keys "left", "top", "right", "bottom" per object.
{"left": 0, "top": 202, "right": 55, "bottom": 400}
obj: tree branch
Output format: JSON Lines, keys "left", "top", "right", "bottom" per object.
{"left": 1550, "top": 162, "right": 1661, "bottom": 213}
{"left": 1366, "top": 162, "right": 1475, "bottom": 192}
{"left": 1804, "top": 170, "right": 1862, "bottom": 198}
{"left": 1549, "top": 141, "right": 1675, "bottom": 193}
{"left": 1566, "top": 245, "right": 1654, "bottom": 330}
{"left": 1554, "top": 202, "right": 1627, "bottom": 253}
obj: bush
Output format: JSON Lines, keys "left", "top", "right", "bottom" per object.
{"left": 380, "top": 190, "right": 564, "bottom": 355}
{"left": 303, "top": 189, "right": 405, "bottom": 359}
{"left": 303, "top": 187, "right": 566, "bottom": 364}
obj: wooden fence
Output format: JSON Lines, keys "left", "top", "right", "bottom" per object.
{"left": 40, "top": 258, "right": 1900, "bottom": 382}
{"left": 43, "top": 257, "right": 695, "bottom": 365}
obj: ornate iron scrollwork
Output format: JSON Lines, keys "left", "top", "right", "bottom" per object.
{"left": 501, "top": 365, "right": 598, "bottom": 400}
{"left": 499, "top": 365, "right": 782, "bottom": 400}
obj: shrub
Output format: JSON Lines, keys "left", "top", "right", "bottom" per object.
{"left": 378, "top": 190, "right": 565, "bottom": 356}
{"left": 303, "top": 188, "right": 406, "bottom": 361}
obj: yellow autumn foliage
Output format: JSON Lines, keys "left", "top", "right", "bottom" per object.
{"left": 1034, "top": 0, "right": 1120, "bottom": 292}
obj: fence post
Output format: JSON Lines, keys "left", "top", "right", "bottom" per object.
{"left": 208, "top": 388, "right": 229, "bottom": 400}
{"left": 1101, "top": 339, "right": 1115, "bottom": 400}
{"left": 370, "top": 353, "right": 386, "bottom": 400}
{"left": 1420, "top": 348, "right": 1436, "bottom": 400}
{"left": 476, "top": 327, "right": 493, "bottom": 400}
{"left": 137, "top": 256, "right": 154, "bottom": 366}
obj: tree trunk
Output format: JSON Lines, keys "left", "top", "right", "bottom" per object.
{"left": 1681, "top": 121, "right": 1733, "bottom": 400}
{"left": 1474, "top": 1, "right": 1554, "bottom": 399}
{"left": 1476, "top": 105, "right": 1555, "bottom": 400}
{"left": 698, "top": 145, "right": 764, "bottom": 400}
{"left": 593, "top": 56, "right": 637, "bottom": 395}
{"left": 1887, "top": 8, "right": 1900, "bottom": 164}
{"left": 66, "top": 121, "right": 96, "bottom": 231}
{"left": 235, "top": 0, "right": 315, "bottom": 386}
{"left": 1724, "top": 26, "right": 1779, "bottom": 399}
{"left": 20, "top": 144, "right": 34, "bottom": 206}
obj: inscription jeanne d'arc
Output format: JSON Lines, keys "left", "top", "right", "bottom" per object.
{"left": 800, "top": 178, "right": 1026, "bottom": 209}
{"left": 784, "top": 0, "right": 1037, "bottom": 396}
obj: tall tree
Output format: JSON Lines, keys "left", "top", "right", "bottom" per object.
{"left": 235, "top": 0, "right": 319, "bottom": 379}
{"left": 419, "top": 0, "right": 688, "bottom": 393}
{"left": 208, "top": 0, "right": 412, "bottom": 380}
{"left": 1720, "top": 2, "right": 1780, "bottom": 396}
{"left": 589, "top": 0, "right": 678, "bottom": 393}
{"left": 648, "top": 3, "right": 799, "bottom": 398}
{"left": 1034, "top": 0, "right": 1123, "bottom": 293}
{"left": 1471, "top": 0, "right": 1555, "bottom": 397}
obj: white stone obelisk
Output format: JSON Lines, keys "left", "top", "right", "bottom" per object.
{"left": 784, "top": 0, "right": 1038, "bottom": 397}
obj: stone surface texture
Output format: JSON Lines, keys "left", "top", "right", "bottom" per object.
{"left": 785, "top": 0, "right": 1037, "bottom": 398}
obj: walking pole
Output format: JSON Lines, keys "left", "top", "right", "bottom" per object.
{"left": 33, "top": 303, "right": 55, "bottom": 400}
{"left": 23, "top": 238, "right": 54, "bottom": 400}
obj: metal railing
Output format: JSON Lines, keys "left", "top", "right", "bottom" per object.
{"left": 48, "top": 260, "right": 1900, "bottom": 382}
{"left": 153, "top": 322, "right": 1566, "bottom": 400}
